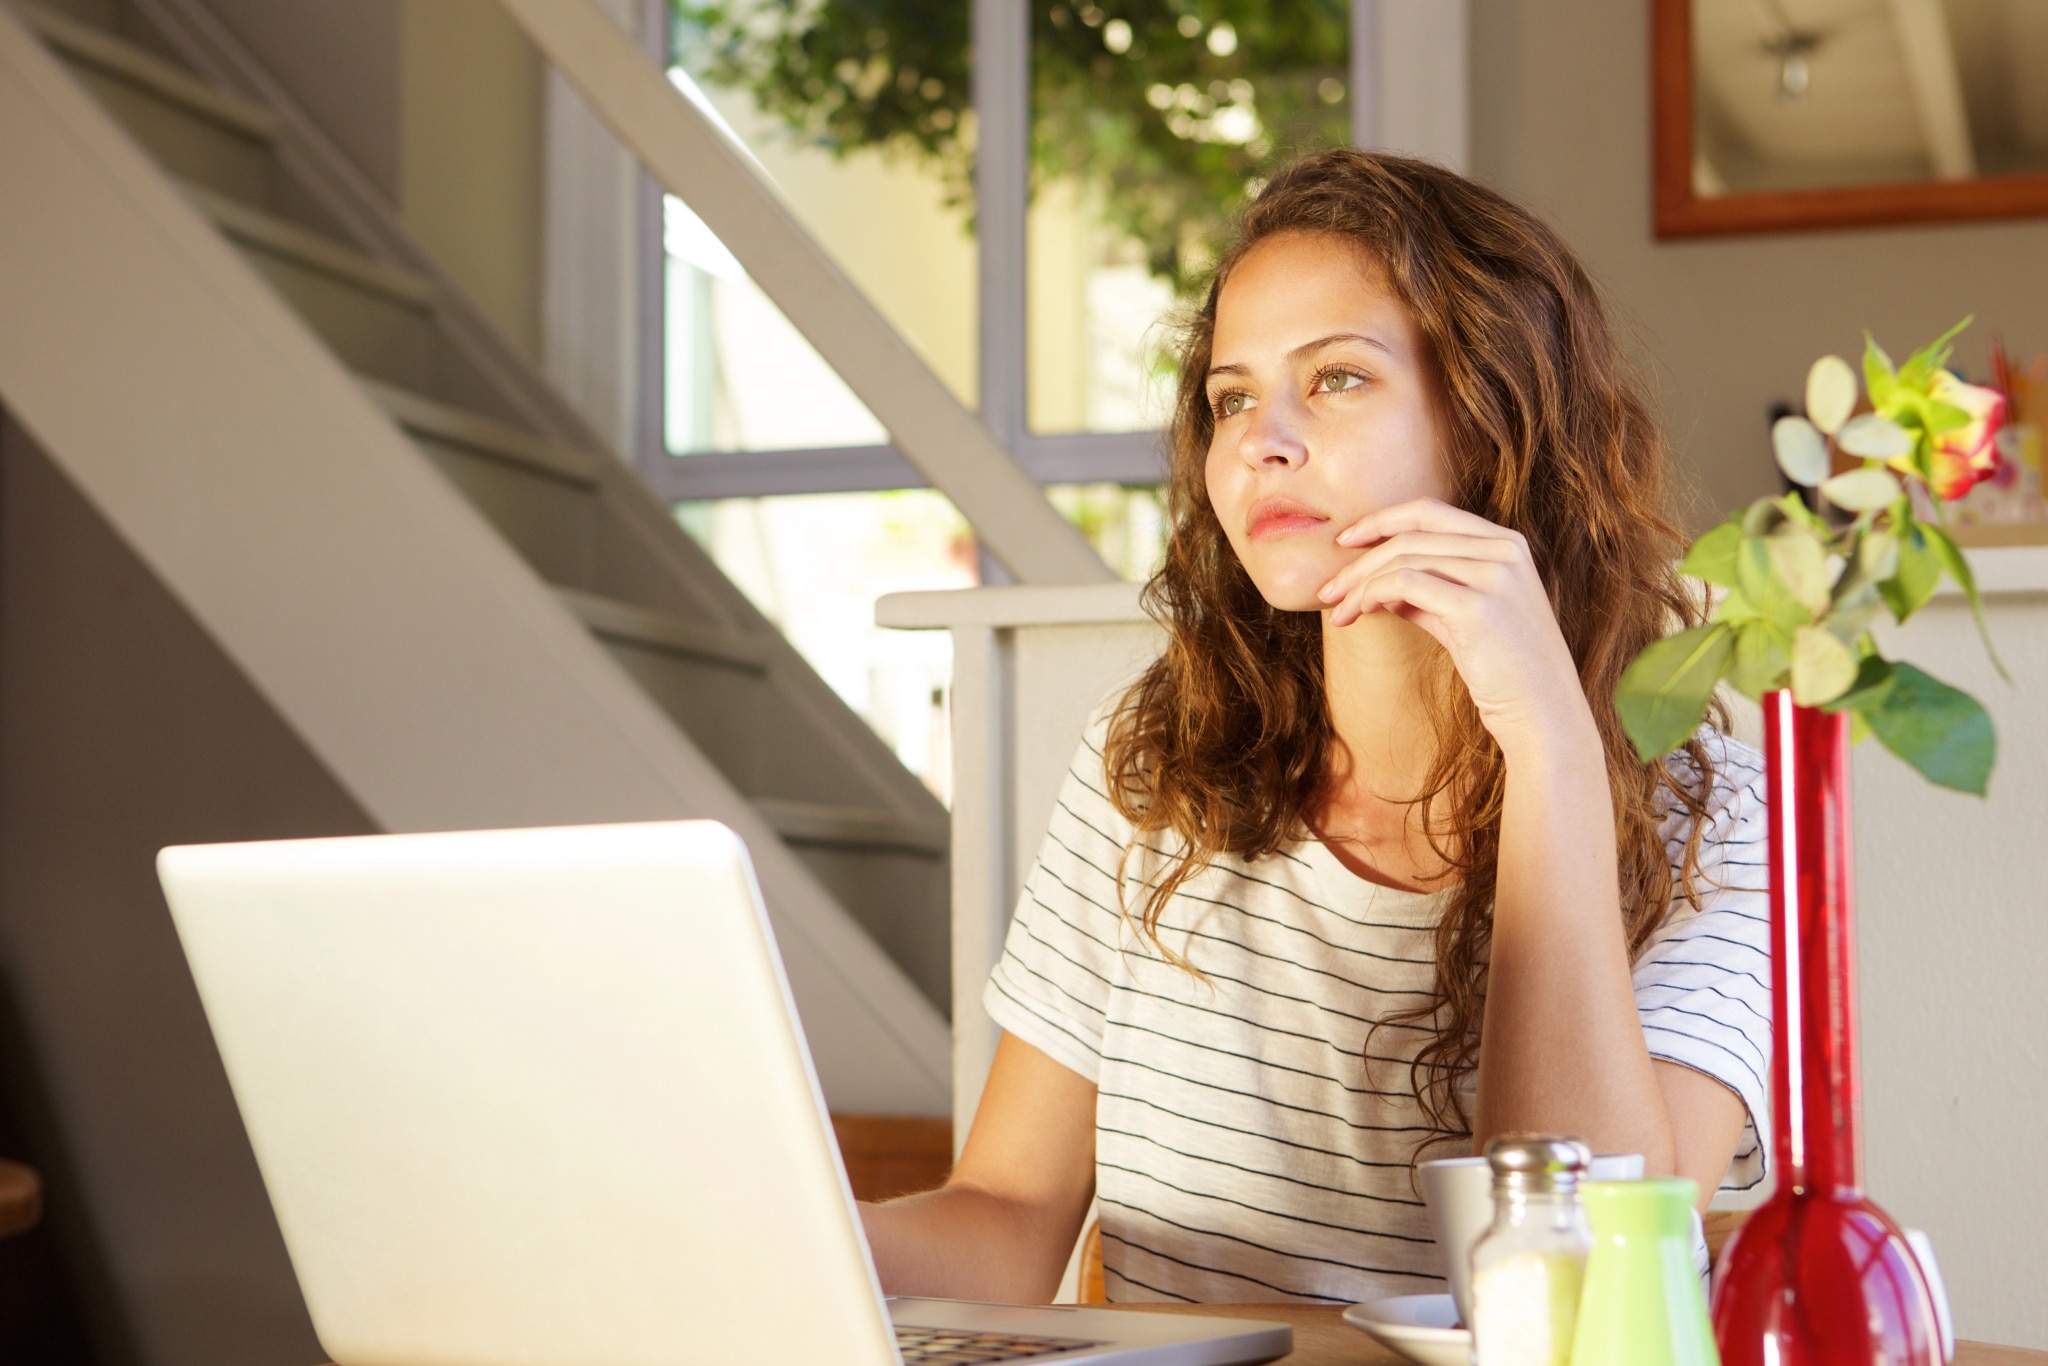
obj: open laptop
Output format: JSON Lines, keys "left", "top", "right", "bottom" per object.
{"left": 157, "top": 820, "right": 1290, "bottom": 1366}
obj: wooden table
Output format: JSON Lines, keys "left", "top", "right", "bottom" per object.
{"left": 1117, "top": 1303, "right": 2048, "bottom": 1365}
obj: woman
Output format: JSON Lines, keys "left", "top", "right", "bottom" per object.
{"left": 863, "top": 149, "right": 1769, "bottom": 1306}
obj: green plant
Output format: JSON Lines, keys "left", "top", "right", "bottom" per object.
{"left": 671, "top": 0, "right": 1348, "bottom": 290}
{"left": 1617, "top": 321, "right": 2007, "bottom": 794}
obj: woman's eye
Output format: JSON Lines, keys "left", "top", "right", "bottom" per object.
{"left": 1319, "top": 369, "right": 1361, "bottom": 394}
{"left": 1216, "top": 392, "right": 1250, "bottom": 417}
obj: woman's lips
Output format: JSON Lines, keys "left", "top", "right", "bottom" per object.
{"left": 1245, "top": 497, "right": 1330, "bottom": 541}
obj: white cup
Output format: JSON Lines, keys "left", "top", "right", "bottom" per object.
{"left": 1418, "top": 1151, "right": 1645, "bottom": 1326}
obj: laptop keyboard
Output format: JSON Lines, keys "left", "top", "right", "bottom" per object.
{"left": 894, "top": 1323, "right": 1103, "bottom": 1363}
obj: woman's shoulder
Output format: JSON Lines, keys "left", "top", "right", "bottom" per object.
{"left": 1047, "top": 696, "right": 1137, "bottom": 835}
{"left": 1653, "top": 726, "right": 1766, "bottom": 847}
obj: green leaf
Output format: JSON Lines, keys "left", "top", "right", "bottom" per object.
{"left": 1616, "top": 624, "right": 1735, "bottom": 760}
{"left": 1777, "top": 490, "right": 1832, "bottom": 534}
{"left": 1835, "top": 414, "right": 1915, "bottom": 461}
{"left": 1922, "top": 398, "right": 1971, "bottom": 438}
{"left": 1826, "top": 581, "right": 1883, "bottom": 645}
{"left": 1791, "top": 625, "right": 1861, "bottom": 705}
{"left": 1820, "top": 466, "right": 1906, "bottom": 512}
{"left": 1729, "top": 619, "right": 1793, "bottom": 698}
{"left": 1848, "top": 709, "right": 1874, "bottom": 745}
{"left": 1863, "top": 332, "right": 1898, "bottom": 408}
{"left": 1680, "top": 519, "right": 1743, "bottom": 588}
{"left": 1767, "top": 526, "right": 1832, "bottom": 617}
{"left": 1741, "top": 498, "right": 1789, "bottom": 538}
{"left": 1728, "top": 535, "right": 1814, "bottom": 633}
{"left": 1859, "top": 529, "right": 1900, "bottom": 582}
{"left": 1773, "top": 416, "right": 1830, "bottom": 486}
{"left": 1897, "top": 316, "right": 1972, "bottom": 391}
{"left": 1921, "top": 521, "right": 2011, "bottom": 683}
{"left": 1879, "top": 523, "right": 1943, "bottom": 622}
{"left": 1805, "top": 355, "right": 1859, "bottom": 436}
{"left": 1861, "top": 661, "right": 1996, "bottom": 795}
{"left": 1823, "top": 653, "right": 1896, "bottom": 713}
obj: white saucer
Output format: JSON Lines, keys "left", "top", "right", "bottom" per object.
{"left": 1342, "top": 1294, "right": 1470, "bottom": 1366}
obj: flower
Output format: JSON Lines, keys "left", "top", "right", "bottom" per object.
{"left": 1917, "top": 370, "right": 2006, "bottom": 500}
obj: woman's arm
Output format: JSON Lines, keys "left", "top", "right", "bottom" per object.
{"left": 1477, "top": 711, "right": 1745, "bottom": 1205}
{"left": 1319, "top": 498, "right": 1746, "bottom": 1207}
{"left": 860, "top": 1032, "right": 1098, "bottom": 1301}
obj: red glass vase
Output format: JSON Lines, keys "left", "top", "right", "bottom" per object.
{"left": 1710, "top": 692, "right": 1943, "bottom": 1365}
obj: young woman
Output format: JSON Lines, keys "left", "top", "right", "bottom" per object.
{"left": 863, "top": 149, "right": 1769, "bottom": 1306}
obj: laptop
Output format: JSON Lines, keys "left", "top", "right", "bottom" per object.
{"left": 158, "top": 820, "right": 1290, "bottom": 1366}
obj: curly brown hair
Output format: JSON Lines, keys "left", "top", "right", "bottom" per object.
{"left": 1101, "top": 148, "right": 1723, "bottom": 1146}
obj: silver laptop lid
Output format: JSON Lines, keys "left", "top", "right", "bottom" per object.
{"left": 159, "top": 820, "right": 898, "bottom": 1366}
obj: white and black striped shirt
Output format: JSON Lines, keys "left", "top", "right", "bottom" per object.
{"left": 984, "top": 713, "right": 1771, "bottom": 1305}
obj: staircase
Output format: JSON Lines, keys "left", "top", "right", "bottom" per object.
{"left": 2, "top": 0, "right": 954, "bottom": 1023}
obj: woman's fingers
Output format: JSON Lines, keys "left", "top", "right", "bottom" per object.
{"left": 1330, "top": 563, "right": 1482, "bottom": 629}
{"left": 1326, "top": 552, "right": 1507, "bottom": 600}
{"left": 1317, "top": 534, "right": 1523, "bottom": 605}
{"left": 1335, "top": 497, "right": 1525, "bottom": 550}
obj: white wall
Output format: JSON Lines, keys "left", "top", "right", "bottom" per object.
{"left": 1857, "top": 576, "right": 2048, "bottom": 1347}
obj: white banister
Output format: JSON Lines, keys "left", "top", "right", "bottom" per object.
{"left": 495, "top": 0, "right": 1114, "bottom": 587}
{"left": 878, "top": 583, "right": 1163, "bottom": 1140}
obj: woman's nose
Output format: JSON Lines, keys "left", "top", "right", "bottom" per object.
{"left": 1239, "top": 399, "right": 1308, "bottom": 468}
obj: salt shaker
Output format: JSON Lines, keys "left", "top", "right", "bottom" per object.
{"left": 1470, "top": 1136, "right": 1593, "bottom": 1366}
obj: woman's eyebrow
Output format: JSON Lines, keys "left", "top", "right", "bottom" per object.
{"left": 1207, "top": 333, "right": 1393, "bottom": 380}
{"left": 1290, "top": 331, "right": 1394, "bottom": 360}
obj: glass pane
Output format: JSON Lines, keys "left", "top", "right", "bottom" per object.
{"left": 1045, "top": 483, "right": 1169, "bottom": 582}
{"left": 664, "top": 196, "right": 885, "bottom": 451}
{"left": 665, "top": 11, "right": 978, "bottom": 455}
{"left": 1029, "top": 2, "right": 1350, "bottom": 434}
{"left": 677, "top": 490, "right": 979, "bottom": 802}
{"left": 1691, "top": 0, "right": 2048, "bottom": 196}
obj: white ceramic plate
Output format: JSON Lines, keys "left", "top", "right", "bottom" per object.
{"left": 1342, "top": 1294, "right": 1470, "bottom": 1366}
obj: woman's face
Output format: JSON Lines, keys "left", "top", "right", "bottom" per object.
{"left": 1203, "top": 230, "right": 1454, "bottom": 612}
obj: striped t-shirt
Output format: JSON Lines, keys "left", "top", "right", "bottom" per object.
{"left": 984, "top": 712, "right": 1771, "bottom": 1305}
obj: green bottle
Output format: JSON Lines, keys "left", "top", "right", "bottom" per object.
{"left": 1568, "top": 1179, "right": 1719, "bottom": 1366}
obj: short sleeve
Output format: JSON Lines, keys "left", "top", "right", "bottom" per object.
{"left": 982, "top": 711, "right": 1139, "bottom": 1083}
{"left": 1634, "top": 732, "right": 1774, "bottom": 1198}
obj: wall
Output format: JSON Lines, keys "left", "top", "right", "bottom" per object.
{"left": 1467, "top": 1, "right": 2048, "bottom": 1347}
{"left": 192, "top": 0, "right": 547, "bottom": 361}
{"left": 192, "top": 0, "right": 403, "bottom": 201}
{"left": 0, "top": 417, "right": 365, "bottom": 1366}
{"left": 1467, "top": 0, "right": 2048, "bottom": 526}
{"left": 400, "top": 0, "right": 545, "bottom": 359}
{"left": 1858, "top": 580, "right": 2048, "bottom": 1350}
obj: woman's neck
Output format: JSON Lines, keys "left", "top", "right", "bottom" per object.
{"left": 1315, "top": 610, "right": 1454, "bottom": 891}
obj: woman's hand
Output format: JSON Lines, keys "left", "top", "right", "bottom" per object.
{"left": 1316, "top": 498, "right": 1591, "bottom": 758}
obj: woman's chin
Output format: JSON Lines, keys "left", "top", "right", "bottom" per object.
{"left": 1242, "top": 571, "right": 1336, "bottom": 615}
{"left": 1228, "top": 540, "right": 1354, "bottom": 614}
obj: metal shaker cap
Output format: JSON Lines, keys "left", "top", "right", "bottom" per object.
{"left": 1484, "top": 1135, "right": 1592, "bottom": 1196}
